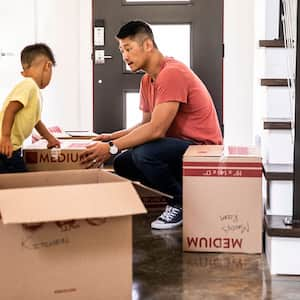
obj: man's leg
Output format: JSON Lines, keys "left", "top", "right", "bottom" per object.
{"left": 113, "top": 149, "right": 150, "bottom": 184}
{"left": 131, "top": 138, "right": 193, "bottom": 207}
{"left": 130, "top": 138, "right": 193, "bottom": 229}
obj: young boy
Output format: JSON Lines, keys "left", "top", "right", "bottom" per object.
{"left": 0, "top": 43, "right": 60, "bottom": 173}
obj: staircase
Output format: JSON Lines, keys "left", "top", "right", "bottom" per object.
{"left": 259, "top": 0, "right": 300, "bottom": 275}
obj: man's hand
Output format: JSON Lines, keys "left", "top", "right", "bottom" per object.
{"left": 80, "top": 141, "right": 111, "bottom": 168}
{"left": 47, "top": 135, "right": 61, "bottom": 149}
{"left": 0, "top": 136, "right": 13, "bottom": 158}
{"left": 92, "top": 133, "right": 112, "bottom": 142}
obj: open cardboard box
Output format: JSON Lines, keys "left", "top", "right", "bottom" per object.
{"left": 64, "top": 131, "right": 98, "bottom": 140}
{"left": 0, "top": 168, "right": 155, "bottom": 300}
{"left": 23, "top": 139, "right": 94, "bottom": 171}
{"left": 32, "top": 126, "right": 97, "bottom": 142}
{"left": 183, "top": 145, "right": 262, "bottom": 254}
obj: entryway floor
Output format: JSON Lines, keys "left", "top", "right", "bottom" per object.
{"left": 133, "top": 214, "right": 300, "bottom": 300}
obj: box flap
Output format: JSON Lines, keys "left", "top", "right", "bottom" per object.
{"left": 32, "top": 126, "right": 71, "bottom": 142}
{"left": 132, "top": 181, "right": 173, "bottom": 199}
{"left": 24, "top": 139, "right": 94, "bottom": 150}
{"left": 0, "top": 181, "right": 146, "bottom": 225}
{"left": 225, "top": 145, "right": 260, "bottom": 157}
{"left": 183, "top": 145, "right": 224, "bottom": 159}
{"left": 65, "top": 130, "right": 98, "bottom": 138}
{"left": 183, "top": 145, "right": 261, "bottom": 163}
{"left": 97, "top": 170, "right": 173, "bottom": 198}
{"left": 0, "top": 169, "right": 100, "bottom": 189}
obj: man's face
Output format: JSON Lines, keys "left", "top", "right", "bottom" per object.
{"left": 118, "top": 37, "right": 147, "bottom": 72}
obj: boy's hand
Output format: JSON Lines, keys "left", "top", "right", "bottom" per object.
{"left": 0, "top": 136, "right": 13, "bottom": 158}
{"left": 47, "top": 136, "right": 60, "bottom": 149}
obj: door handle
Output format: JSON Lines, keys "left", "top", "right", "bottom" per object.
{"left": 95, "top": 50, "right": 112, "bottom": 64}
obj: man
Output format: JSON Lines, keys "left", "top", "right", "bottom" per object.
{"left": 81, "top": 20, "right": 222, "bottom": 230}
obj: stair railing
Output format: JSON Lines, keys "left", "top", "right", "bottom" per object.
{"left": 282, "top": 0, "right": 297, "bottom": 141}
{"left": 282, "top": 0, "right": 300, "bottom": 225}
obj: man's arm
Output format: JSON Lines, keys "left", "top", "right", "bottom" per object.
{"left": 93, "top": 111, "right": 151, "bottom": 141}
{"left": 114, "top": 102, "right": 179, "bottom": 150}
{"left": 0, "top": 101, "right": 23, "bottom": 158}
{"left": 81, "top": 102, "right": 179, "bottom": 165}
{"left": 35, "top": 121, "right": 60, "bottom": 148}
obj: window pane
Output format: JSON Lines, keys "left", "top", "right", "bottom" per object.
{"left": 125, "top": 92, "right": 142, "bottom": 129}
{"left": 125, "top": 23, "right": 190, "bottom": 70}
{"left": 152, "top": 24, "right": 190, "bottom": 67}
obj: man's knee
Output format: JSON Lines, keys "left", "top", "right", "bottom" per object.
{"left": 113, "top": 152, "right": 129, "bottom": 176}
{"left": 131, "top": 144, "right": 153, "bottom": 167}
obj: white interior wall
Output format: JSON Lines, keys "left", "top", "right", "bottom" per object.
{"left": 36, "top": 0, "right": 80, "bottom": 130}
{"left": 1, "top": 0, "right": 92, "bottom": 132}
{"left": 252, "top": 0, "right": 267, "bottom": 146}
{"left": 0, "top": 1, "right": 36, "bottom": 106}
{"left": 223, "top": 0, "right": 255, "bottom": 146}
{"left": 79, "top": 0, "right": 93, "bottom": 131}
{"left": 36, "top": 0, "right": 92, "bottom": 131}
{"left": 266, "top": 0, "right": 280, "bottom": 39}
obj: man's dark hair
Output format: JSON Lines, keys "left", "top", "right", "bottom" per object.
{"left": 21, "top": 43, "right": 56, "bottom": 69}
{"left": 116, "top": 20, "right": 157, "bottom": 48}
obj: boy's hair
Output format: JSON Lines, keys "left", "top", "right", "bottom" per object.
{"left": 21, "top": 43, "right": 56, "bottom": 69}
{"left": 116, "top": 20, "right": 157, "bottom": 48}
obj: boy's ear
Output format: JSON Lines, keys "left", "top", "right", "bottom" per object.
{"left": 42, "top": 61, "right": 51, "bottom": 71}
{"left": 46, "top": 61, "right": 53, "bottom": 70}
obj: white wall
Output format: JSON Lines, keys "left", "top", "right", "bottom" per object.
{"left": 0, "top": 1, "right": 36, "bottom": 105}
{"left": 223, "top": 0, "right": 281, "bottom": 146}
{"left": 36, "top": 0, "right": 92, "bottom": 131}
{"left": 223, "top": 0, "right": 255, "bottom": 145}
{"left": 252, "top": 0, "right": 267, "bottom": 145}
{"left": 266, "top": 0, "right": 280, "bottom": 39}
{"left": 0, "top": 0, "right": 92, "bottom": 132}
{"left": 79, "top": 0, "right": 93, "bottom": 131}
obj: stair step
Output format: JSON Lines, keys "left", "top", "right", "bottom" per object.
{"left": 259, "top": 39, "right": 285, "bottom": 48}
{"left": 261, "top": 79, "right": 289, "bottom": 86}
{"left": 265, "top": 215, "right": 300, "bottom": 238}
{"left": 263, "top": 118, "right": 292, "bottom": 130}
{"left": 263, "top": 163, "right": 293, "bottom": 180}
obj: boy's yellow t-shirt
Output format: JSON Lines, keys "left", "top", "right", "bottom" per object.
{"left": 0, "top": 78, "right": 41, "bottom": 151}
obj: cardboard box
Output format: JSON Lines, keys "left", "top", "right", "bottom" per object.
{"left": 64, "top": 131, "right": 98, "bottom": 140}
{"left": 32, "top": 126, "right": 97, "bottom": 142}
{"left": 0, "top": 168, "right": 147, "bottom": 300}
{"left": 23, "top": 139, "right": 94, "bottom": 171}
{"left": 183, "top": 145, "right": 262, "bottom": 254}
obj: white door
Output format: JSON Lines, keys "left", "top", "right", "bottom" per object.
{"left": 0, "top": 0, "right": 93, "bottom": 131}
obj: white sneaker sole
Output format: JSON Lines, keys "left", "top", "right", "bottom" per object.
{"left": 151, "top": 220, "right": 182, "bottom": 230}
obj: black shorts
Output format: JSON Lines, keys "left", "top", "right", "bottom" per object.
{"left": 0, "top": 149, "right": 27, "bottom": 173}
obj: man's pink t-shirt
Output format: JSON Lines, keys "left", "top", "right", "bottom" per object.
{"left": 140, "top": 57, "right": 222, "bottom": 145}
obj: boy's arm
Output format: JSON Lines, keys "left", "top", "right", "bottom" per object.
{"left": 0, "top": 101, "right": 23, "bottom": 158}
{"left": 35, "top": 121, "right": 60, "bottom": 148}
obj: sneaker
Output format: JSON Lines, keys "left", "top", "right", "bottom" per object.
{"left": 151, "top": 205, "right": 182, "bottom": 230}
